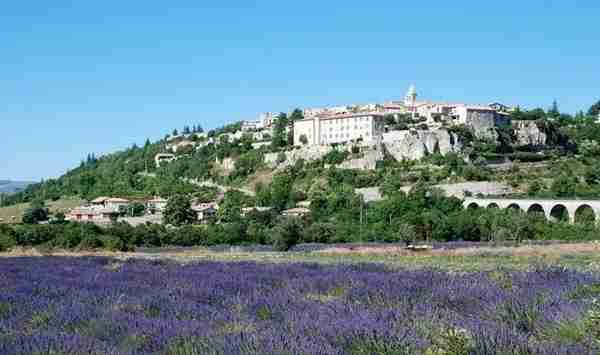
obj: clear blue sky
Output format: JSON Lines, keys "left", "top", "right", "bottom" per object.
{"left": 1, "top": 1, "right": 599, "bottom": 181}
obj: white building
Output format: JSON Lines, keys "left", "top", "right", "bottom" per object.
{"left": 452, "top": 105, "right": 498, "bottom": 125}
{"left": 293, "top": 113, "right": 385, "bottom": 147}
{"left": 147, "top": 197, "right": 168, "bottom": 213}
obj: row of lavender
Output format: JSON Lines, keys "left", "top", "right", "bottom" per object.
{"left": 0, "top": 257, "right": 599, "bottom": 354}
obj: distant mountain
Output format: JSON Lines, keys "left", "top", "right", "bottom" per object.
{"left": 0, "top": 180, "right": 36, "bottom": 194}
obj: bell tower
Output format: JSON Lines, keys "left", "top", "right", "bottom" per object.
{"left": 404, "top": 84, "right": 417, "bottom": 107}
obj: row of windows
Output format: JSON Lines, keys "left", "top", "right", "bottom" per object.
{"left": 322, "top": 131, "right": 370, "bottom": 140}
{"left": 328, "top": 125, "right": 370, "bottom": 131}
{"left": 323, "top": 116, "right": 373, "bottom": 125}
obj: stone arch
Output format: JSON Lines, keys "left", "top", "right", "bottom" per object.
{"left": 550, "top": 204, "right": 569, "bottom": 222}
{"left": 487, "top": 203, "right": 499, "bottom": 209}
{"left": 507, "top": 203, "right": 521, "bottom": 211}
{"left": 527, "top": 204, "right": 546, "bottom": 219}
{"left": 574, "top": 205, "right": 596, "bottom": 224}
{"left": 467, "top": 202, "right": 480, "bottom": 210}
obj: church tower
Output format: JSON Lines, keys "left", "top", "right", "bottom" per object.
{"left": 404, "top": 84, "right": 417, "bottom": 107}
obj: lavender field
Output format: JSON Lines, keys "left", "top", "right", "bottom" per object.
{"left": 1, "top": 257, "right": 599, "bottom": 354}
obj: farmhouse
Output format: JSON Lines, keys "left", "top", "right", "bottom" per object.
{"left": 66, "top": 207, "right": 116, "bottom": 223}
{"left": 192, "top": 202, "right": 218, "bottom": 223}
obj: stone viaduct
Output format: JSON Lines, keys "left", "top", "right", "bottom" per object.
{"left": 463, "top": 198, "right": 600, "bottom": 224}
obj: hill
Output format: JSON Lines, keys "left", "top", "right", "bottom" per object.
{"left": 2, "top": 103, "right": 600, "bottom": 211}
{"left": 0, "top": 180, "right": 36, "bottom": 195}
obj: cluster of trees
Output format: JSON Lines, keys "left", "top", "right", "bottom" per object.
{"left": 3, "top": 185, "right": 599, "bottom": 254}
{"left": 170, "top": 124, "right": 204, "bottom": 138}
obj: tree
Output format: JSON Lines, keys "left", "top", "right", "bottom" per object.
{"left": 585, "top": 164, "right": 600, "bottom": 185}
{"left": 172, "top": 129, "right": 179, "bottom": 136}
{"left": 22, "top": 200, "right": 49, "bottom": 224}
{"left": 551, "top": 175, "right": 577, "bottom": 197}
{"left": 271, "top": 113, "right": 289, "bottom": 148}
{"left": 272, "top": 217, "right": 304, "bottom": 251}
{"left": 588, "top": 100, "right": 600, "bottom": 117}
{"left": 270, "top": 172, "right": 293, "bottom": 211}
{"left": 183, "top": 126, "right": 191, "bottom": 135}
{"left": 548, "top": 100, "right": 560, "bottom": 119}
{"left": 527, "top": 180, "right": 543, "bottom": 196}
{"left": 299, "top": 134, "right": 309, "bottom": 145}
{"left": 289, "top": 108, "right": 304, "bottom": 121}
{"left": 218, "top": 190, "right": 245, "bottom": 223}
{"left": 396, "top": 223, "right": 417, "bottom": 245}
{"left": 163, "top": 194, "right": 195, "bottom": 226}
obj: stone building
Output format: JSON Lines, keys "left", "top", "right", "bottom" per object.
{"left": 293, "top": 113, "right": 385, "bottom": 147}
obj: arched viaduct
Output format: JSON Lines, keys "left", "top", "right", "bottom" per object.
{"left": 463, "top": 198, "right": 600, "bottom": 224}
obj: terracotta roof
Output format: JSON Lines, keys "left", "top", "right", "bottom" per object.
{"left": 91, "top": 197, "right": 110, "bottom": 203}
{"left": 69, "top": 207, "right": 116, "bottom": 215}
{"left": 106, "top": 198, "right": 130, "bottom": 203}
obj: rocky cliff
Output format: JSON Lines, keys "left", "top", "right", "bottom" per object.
{"left": 384, "top": 129, "right": 463, "bottom": 161}
{"left": 512, "top": 120, "right": 548, "bottom": 147}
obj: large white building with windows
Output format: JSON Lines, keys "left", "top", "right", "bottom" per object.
{"left": 293, "top": 113, "right": 385, "bottom": 147}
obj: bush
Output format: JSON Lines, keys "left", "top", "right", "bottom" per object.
{"left": 323, "top": 150, "right": 349, "bottom": 165}
{"left": 100, "top": 235, "right": 130, "bottom": 252}
{"left": 77, "top": 235, "right": 104, "bottom": 251}
{"left": 165, "top": 225, "right": 206, "bottom": 246}
{"left": 302, "top": 223, "right": 336, "bottom": 243}
{"left": 0, "top": 233, "right": 16, "bottom": 252}
{"left": 272, "top": 218, "right": 304, "bottom": 251}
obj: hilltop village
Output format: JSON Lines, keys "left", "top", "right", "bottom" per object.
{"left": 3, "top": 85, "right": 600, "bottom": 233}
{"left": 157, "top": 85, "right": 524, "bottom": 170}
{"left": 46, "top": 85, "right": 581, "bottom": 226}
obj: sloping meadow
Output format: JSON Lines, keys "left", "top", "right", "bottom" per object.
{"left": 0, "top": 257, "right": 599, "bottom": 354}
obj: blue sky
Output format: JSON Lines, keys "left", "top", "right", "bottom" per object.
{"left": 1, "top": 0, "right": 599, "bottom": 181}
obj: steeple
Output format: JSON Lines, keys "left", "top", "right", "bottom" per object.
{"left": 404, "top": 84, "right": 417, "bottom": 107}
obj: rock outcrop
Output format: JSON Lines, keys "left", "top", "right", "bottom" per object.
{"left": 512, "top": 120, "right": 547, "bottom": 147}
{"left": 384, "top": 129, "right": 462, "bottom": 161}
{"left": 264, "top": 146, "right": 332, "bottom": 169}
{"left": 338, "top": 148, "right": 383, "bottom": 170}
{"left": 467, "top": 115, "right": 499, "bottom": 141}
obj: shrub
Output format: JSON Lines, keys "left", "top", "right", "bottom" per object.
{"left": 100, "top": 235, "right": 130, "bottom": 252}
{"left": 323, "top": 150, "right": 349, "bottom": 165}
{"left": 272, "top": 218, "right": 304, "bottom": 251}
{"left": 77, "top": 235, "right": 104, "bottom": 251}
{"left": 0, "top": 233, "right": 16, "bottom": 252}
{"left": 302, "top": 222, "right": 336, "bottom": 243}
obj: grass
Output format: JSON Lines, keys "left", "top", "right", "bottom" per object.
{"left": 0, "top": 197, "right": 84, "bottom": 224}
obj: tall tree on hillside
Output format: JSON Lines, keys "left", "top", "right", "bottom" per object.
{"left": 289, "top": 108, "right": 304, "bottom": 121}
{"left": 271, "top": 113, "right": 289, "bottom": 148}
{"left": 183, "top": 126, "right": 191, "bottom": 135}
{"left": 588, "top": 100, "right": 600, "bottom": 117}
{"left": 548, "top": 100, "right": 560, "bottom": 119}
{"left": 172, "top": 129, "right": 179, "bottom": 136}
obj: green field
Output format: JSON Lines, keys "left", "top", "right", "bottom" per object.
{"left": 0, "top": 197, "right": 84, "bottom": 224}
